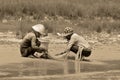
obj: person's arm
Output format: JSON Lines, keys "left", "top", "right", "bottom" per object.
{"left": 62, "top": 35, "right": 77, "bottom": 54}
{"left": 31, "top": 37, "right": 41, "bottom": 50}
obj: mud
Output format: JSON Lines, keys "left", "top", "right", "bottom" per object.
{"left": 0, "top": 42, "right": 120, "bottom": 80}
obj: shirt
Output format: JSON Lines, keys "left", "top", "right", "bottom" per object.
{"left": 20, "top": 32, "right": 40, "bottom": 50}
{"left": 66, "top": 33, "right": 91, "bottom": 51}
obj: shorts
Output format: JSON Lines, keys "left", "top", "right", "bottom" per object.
{"left": 70, "top": 45, "right": 91, "bottom": 57}
{"left": 20, "top": 46, "right": 36, "bottom": 57}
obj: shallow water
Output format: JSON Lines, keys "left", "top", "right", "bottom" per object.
{"left": 0, "top": 59, "right": 120, "bottom": 78}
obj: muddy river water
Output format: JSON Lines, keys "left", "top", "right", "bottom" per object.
{"left": 0, "top": 43, "right": 120, "bottom": 80}
{"left": 0, "top": 59, "right": 120, "bottom": 78}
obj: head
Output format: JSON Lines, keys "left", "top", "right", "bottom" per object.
{"left": 32, "top": 24, "right": 47, "bottom": 37}
{"left": 63, "top": 27, "right": 74, "bottom": 40}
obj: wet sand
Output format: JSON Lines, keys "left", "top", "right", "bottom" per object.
{"left": 0, "top": 43, "right": 120, "bottom": 80}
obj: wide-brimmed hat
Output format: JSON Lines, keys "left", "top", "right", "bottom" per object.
{"left": 62, "top": 27, "right": 73, "bottom": 36}
{"left": 32, "top": 24, "right": 46, "bottom": 35}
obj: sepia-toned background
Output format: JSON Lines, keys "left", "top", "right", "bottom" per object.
{"left": 0, "top": 0, "right": 120, "bottom": 80}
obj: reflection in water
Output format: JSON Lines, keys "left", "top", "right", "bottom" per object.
{"left": 19, "top": 63, "right": 24, "bottom": 77}
{"left": 75, "top": 60, "right": 80, "bottom": 73}
{"left": 0, "top": 60, "right": 81, "bottom": 78}
{"left": 63, "top": 59, "right": 68, "bottom": 74}
{"left": 18, "top": 61, "right": 47, "bottom": 76}
{"left": 1, "top": 60, "right": 120, "bottom": 78}
{"left": 63, "top": 60, "right": 81, "bottom": 74}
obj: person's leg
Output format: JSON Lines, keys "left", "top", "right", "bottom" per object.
{"left": 70, "top": 45, "right": 91, "bottom": 60}
{"left": 35, "top": 47, "right": 49, "bottom": 59}
{"left": 82, "top": 48, "right": 91, "bottom": 57}
{"left": 33, "top": 39, "right": 49, "bottom": 58}
{"left": 20, "top": 47, "right": 35, "bottom": 57}
{"left": 70, "top": 45, "right": 82, "bottom": 59}
{"left": 81, "top": 48, "right": 91, "bottom": 61}
{"left": 70, "top": 45, "right": 79, "bottom": 53}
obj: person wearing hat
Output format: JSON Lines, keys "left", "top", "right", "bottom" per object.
{"left": 20, "top": 24, "right": 48, "bottom": 58}
{"left": 56, "top": 27, "right": 92, "bottom": 61}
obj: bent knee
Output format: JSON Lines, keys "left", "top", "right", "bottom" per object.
{"left": 82, "top": 49, "right": 92, "bottom": 57}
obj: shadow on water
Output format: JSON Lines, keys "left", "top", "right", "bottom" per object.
{"left": 0, "top": 59, "right": 120, "bottom": 78}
